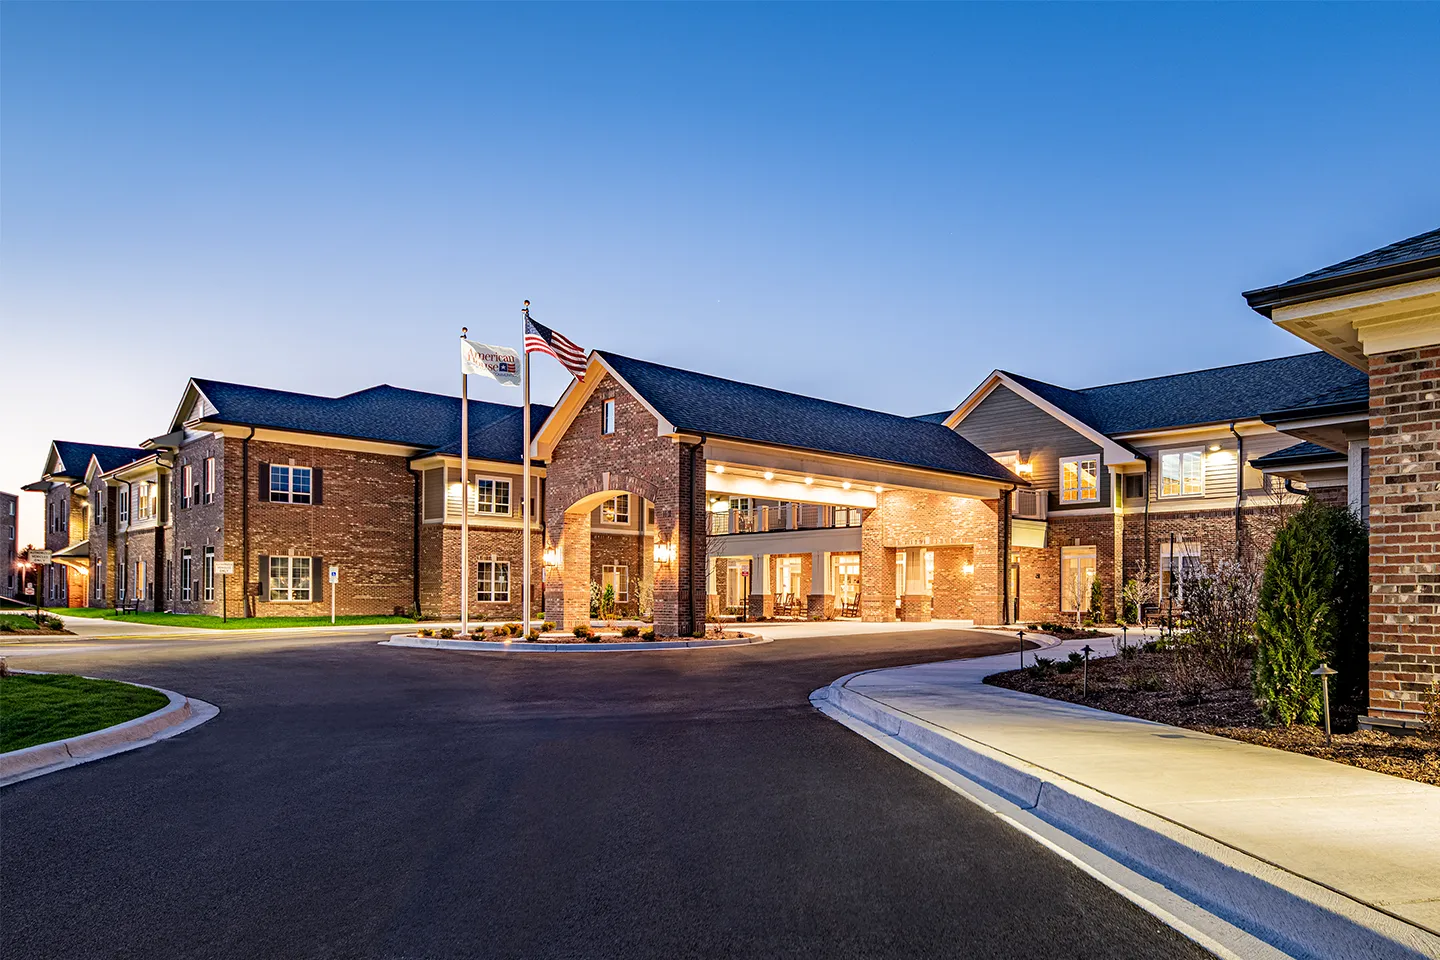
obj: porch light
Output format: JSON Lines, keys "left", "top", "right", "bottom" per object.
{"left": 763, "top": 471, "right": 774, "bottom": 480}
{"left": 874, "top": 486, "right": 884, "bottom": 493}
{"left": 653, "top": 542, "right": 675, "bottom": 564}
{"left": 804, "top": 477, "right": 814, "bottom": 485}
{"left": 710, "top": 499, "right": 730, "bottom": 512}
{"left": 713, "top": 465, "right": 725, "bottom": 474}
{"left": 962, "top": 563, "right": 975, "bottom": 576}
{"left": 1209, "top": 443, "right": 1222, "bottom": 452}
{"left": 1016, "top": 461, "right": 1033, "bottom": 476}
{"left": 543, "top": 547, "right": 561, "bottom": 566}
{"left": 842, "top": 481, "right": 852, "bottom": 490}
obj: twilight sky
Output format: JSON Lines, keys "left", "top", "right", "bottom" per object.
{"left": 3, "top": 4, "right": 1438, "bottom": 549}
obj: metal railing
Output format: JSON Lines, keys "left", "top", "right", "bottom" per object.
{"left": 709, "top": 503, "right": 865, "bottom": 536}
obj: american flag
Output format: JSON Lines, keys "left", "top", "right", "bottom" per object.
{"left": 524, "top": 312, "right": 588, "bottom": 382}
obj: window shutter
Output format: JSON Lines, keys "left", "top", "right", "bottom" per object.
{"left": 258, "top": 555, "right": 269, "bottom": 600}
{"left": 311, "top": 469, "right": 323, "bottom": 505}
{"left": 258, "top": 463, "right": 270, "bottom": 502}
{"left": 312, "top": 557, "right": 323, "bottom": 602}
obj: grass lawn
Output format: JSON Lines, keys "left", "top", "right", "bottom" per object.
{"left": 0, "top": 673, "right": 170, "bottom": 752}
{"left": 0, "top": 613, "right": 68, "bottom": 634}
{"left": 43, "top": 608, "right": 416, "bottom": 630}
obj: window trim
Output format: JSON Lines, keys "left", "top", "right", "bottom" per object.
{"left": 203, "top": 547, "right": 215, "bottom": 602}
{"left": 471, "top": 477, "right": 511, "bottom": 516}
{"left": 600, "top": 493, "right": 630, "bottom": 525}
{"left": 268, "top": 554, "right": 313, "bottom": 603}
{"left": 181, "top": 549, "right": 193, "bottom": 602}
{"left": 1059, "top": 455, "right": 1100, "bottom": 504}
{"left": 204, "top": 457, "right": 216, "bottom": 504}
{"left": 1059, "top": 545, "right": 1098, "bottom": 612}
{"left": 601, "top": 398, "right": 616, "bottom": 436}
{"left": 1159, "top": 542, "right": 1202, "bottom": 603}
{"left": 181, "top": 464, "right": 193, "bottom": 509}
{"left": 268, "top": 464, "right": 313, "bottom": 504}
{"left": 601, "top": 563, "right": 629, "bottom": 603}
{"left": 476, "top": 560, "right": 510, "bottom": 603}
{"left": 1159, "top": 447, "right": 1206, "bottom": 499}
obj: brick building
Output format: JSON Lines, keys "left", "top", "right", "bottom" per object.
{"left": 1245, "top": 226, "right": 1440, "bottom": 730}
{"left": 1, "top": 491, "right": 17, "bottom": 600}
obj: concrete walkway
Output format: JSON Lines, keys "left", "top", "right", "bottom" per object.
{"left": 822, "top": 637, "right": 1440, "bottom": 957}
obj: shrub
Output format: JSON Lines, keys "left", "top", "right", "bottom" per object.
{"left": 542, "top": 621, "right": 556, "bottom": 632}
{"left": 504, "top": 622, "right": 521, "bottom": 636}
{"left": 621, "top": 625, "right": 640, "bottom": 638}
{"left": 436, "top": 627, "right": 455, "bottom": 639}
{"left": 1420, "top": 683, "right": 1440, "bottom": 744}
{"left": 490, "top": 625, "right": 508, "bottom": 637}
{"left": 573, "top": 624, "right": 593, "bottom": 639}
{"left": 641, "top": 628, "right": 656, "bottom": 641}
{"left": 418, "top": 628, "right": 434, "bottom": 638}
{"left": 0, "top": 622, "right": 13, "bottom": 633}
{"left": 1026, "top": 656, "right": 1056, "bottom": 679}
{"left": 1254, "top": 500, "right": 1366, "bottom": 725}
{"left": 692, "top": 629, "right": 706, "bottom": 639}
{"left": 1089, "top": 578, "right": 1103, "bottom": 621}
{"left": 1068, "top": 652, "right": 1084, "bottom": 666}
{"left": 525, "top": 629, "right": 540, "bottom": 641}
{"left": 1168, "top": 645, "right": 1208, "bottom": 704}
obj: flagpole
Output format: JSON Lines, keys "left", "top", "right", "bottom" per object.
{"left": 521, "top": 301, "right": 533, "bottom": 632}
{"left": 459, "top": 326, "right": 470, "bottom": 637}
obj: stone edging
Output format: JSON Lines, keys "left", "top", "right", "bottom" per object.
{"left": 383, "top": 633, "right": 770, "bottom": 653}
{"left": 813, "top": 669, "right": 1440, "bottom": 960}
{"left": 0, "top": 673, "right": 220, "bottom": 788}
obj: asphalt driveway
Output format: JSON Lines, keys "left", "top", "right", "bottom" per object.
{"left": 1, "top": 627, "right": 1212, "bottom": 959}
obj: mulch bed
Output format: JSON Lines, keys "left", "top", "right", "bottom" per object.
{"left": 422, "top": 631, "right": 755, "bottom": 644}
{"left": 986, "top": 648, "right": 1440, "bottom": 786}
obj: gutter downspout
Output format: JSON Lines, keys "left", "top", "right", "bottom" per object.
{"left": 1142, "top": 455, "right": 1151, "bottom": 582}
{"left": 1230, "top": 421, "right": 1245, "bottom": 557}
{"left": 1001, "top": 485, "right": 1014, "bottom": 625}
{"left": 241, "top": 426, "right": 255, "bottom": 618}
{"left": 1285, "top": 478, "right": 1308, "bottom": 498}
{"left": 412, "top": 469, "right": 422, "bottom": 617}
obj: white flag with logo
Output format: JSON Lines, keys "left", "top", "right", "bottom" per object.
{"left": 461, "top": 339, "right": 522, "bottom": 386}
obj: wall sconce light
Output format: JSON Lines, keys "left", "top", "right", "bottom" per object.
{"left": 1208, "top": 443, "right": 1222, "bottom": 452}
{"left": 962, "top": 563, "right": 976, "bottom": 576}
{"left": 763, "top": 471, "right": 774, "bottom": 480}
{"left": 543, "top": 547, "right": 561, "bottom": 566}
{"left": 710, "top": 499, "right": 730, "bottom": 513}
{"left": 1016, "top": 461, "right": 1033, "bottom": 476}
{"left": 653, "top": 542, "right": 675, "bottom": 564}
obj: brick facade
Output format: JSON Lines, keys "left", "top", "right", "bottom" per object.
{"left": 1367, "top": 346, "right": 1440, "bottom": 723}
{"left": 1, "top": 492, "right": 17, "bottom": 599}
{"left": 543, "top": 373, "right": 706, "bottom": 637}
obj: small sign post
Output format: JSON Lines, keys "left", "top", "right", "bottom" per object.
{"left": 29, "top": 551, "right": 52, "bottom": 623}
{"left": 329, "top": 566, "right": 339, "bottom": 624}
{"left": 214, "top": 561, "right": 235, "bottom": 622}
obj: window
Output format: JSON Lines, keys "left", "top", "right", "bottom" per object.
{"left": 1060, "top": 546, "right": 1097, "bottom": 612}
{"left": 476, "top": 560, "right": 510, "bottom": 602}
{"left": 181, "top": 549, "right": 192, "bottom": 601}
{"left": 204, "top": 547, "right": 215, "bottom": 601}
{"left": 268, "top": 555, "right": 312, "bottom": 602}
{"left": 834, "top": 507, "right": 863, "bottom": 528}
{"left": 601, "top": 563, "right": 629, "bottom": 603}
{"left": 1160, "top": 449, "right": 1205, "bottom": 498}
{"left": 1122, "top": 474, "right": 1146, "bottom": 500}
{"left": 1060, "top": 456, "right": 1100, "bottom": 503}
{"left": 118, "top": 486, "right": 130, "bottom": 523}
{"left": 1160, "top": 542, "right": 1202, "bottom": 603}
{"left": 269, "top": 465, "right": 313, "bottom": 504}
{"left": 182, "top": 464, "right": 193, "bottom": 508}
{"left": 601, "top": 398, "right": 616, "bottom": 435}
{"left": 204, "top": 457, "right": 216, "bottom": 504}
{"left": 472, "top": 477, "right": 511, "bottom": 515}
{"left": 601, "top": 494, "right": 630, "bottom": 524}
{"left": 166, "top": 560, "right": 173, "bottom": 602}
{"left": 97, "top": 484, "right": 106, "bottom": 523}
{"left": 776, "top": 557, "right": 803, "bottom": 599}
{"left": 95, "top": 561, "right": 104, "bottom": 599}
{"left": 117, "top": 563, "right": 126, "bottom": 602}
{"left": 135, "top": 561, "right": 147, "bottom": 602}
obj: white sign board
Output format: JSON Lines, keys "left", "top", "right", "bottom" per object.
{"left": 213, "top": 561, "right": 235, "bottom": 575}
{"left": 29, "top": 550, "right": 53, "bottom": 564}
{"left": 24, "top": 584, "right": 35, "bottom": 595}
{"left": 329, "top": 566, "right": 339, "bottom": 584}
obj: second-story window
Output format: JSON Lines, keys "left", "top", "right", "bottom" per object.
{"left": 204, "top": 457, "right": 216, "bottom": 504}
{"left": 134, "top": 481, "right": 156, "bottom": 521}
{"left": 269, "top": 465, "right": 313, "bottom": 504}
{"left": 1060, "top": 457, "right": 1099, "bottom": 503}
{"left": 601, "top": 494, "right": 630, "bottom": 524}
{"left": 181, "top": 464, "right": 193, "bottom": 508}
{"left": 601, "top": 398, "right": 616, "bottom": 435}
{"left": 1160, "top": 449, "right": 1205, "bottom": 498}
{"left": 118, "top": 487, "right": 130, "bottom": 523}
{"left": 472, "top": 478, "right": 510, "bottom": 515}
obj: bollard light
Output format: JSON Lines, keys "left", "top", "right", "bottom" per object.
{"left": 1311, "top": 663, "right": 1339, "bottom": 745}
{"left": 1081, "top": 644, "right": 1094, "bottom": 699}
{"left": 1017, "top": 628, "right": 1026, "bottom": 668}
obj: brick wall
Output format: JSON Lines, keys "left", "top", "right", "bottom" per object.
{"left": 0, "top": 493, "right": 16, "bottom": 599}
{"left": 1367, "top": 345, "right": 1440, "bottom": 723}
{"left": 171, "top": 434, "right": 227, "bottom": 614}
{"left": 418, "top": 523, "right": 543, "bottom": 621}
{"left": 590, "top": 530, "right": 652, "bottom": 617}
{"left": 543, "top": 373, "right": 706, "bottom": 636}
{"left": 868, "top": 489, "right": 1003, "bottom": 623}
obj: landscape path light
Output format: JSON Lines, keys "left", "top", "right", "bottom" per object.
{"left": 1081, "top": 644, "right": 1094, "bottom": 698}
{"left": 1016, "top": 628, "right": 1026, "bottom": 668}
{"left": 1311, "top": 663, "right": 1339, "bottom": 745}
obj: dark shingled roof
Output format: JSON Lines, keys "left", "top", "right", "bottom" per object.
{"left": 1000, "top": 352, "right": 1366, "bottom": 435}
{"left": 1250, "top": 441, "right": 1345, "bottom": 469}
{"left": 1262, "top": 378, "right": 1369, "bottom": 423}
{"left": 51, "top": 441, "right": 148, "bottom": 478}
{"left": 1244, "top": 227, "right": 1440, "bottom": 314}
{"left": 599, "top": 352, "right": 1019, "bottom": 483}
{"left": 190, "top": 380, "right": 545, "bottom": 465}
{"left": 910, "top": 411, "right": 951, "bottom": 424}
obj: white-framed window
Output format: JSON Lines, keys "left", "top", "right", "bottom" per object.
{"left": 1160, "top": 541, "right": 1202, "bottom": 603}
{"left": 472, "top": 477, "right": 511, "bottom": 515}
{"left": 117, "top": 562, "right": 126, "bottom": 602}
{"left": 601, "top": 398, "right": 616, "bottom": 435}
{"left": 182, "top": 464, "right": 193, "bottom": 508}
{"left": 1060, "top": 546, "right": 1098, "bottom": 612}
{"left": 133, "top": 481, "right": 156, "bottom": 522}
{"left": 204, "top": 547, "right": 215, "bottom": 601}
{"left": 268, "top": 555, "right": 312, "bottom": 602}
{"left": 269, "top": 465, "right": 313, "bottom": 504}
{"left": 97, "top": 484, "right": 106, "bottom": 523}
{"left": 181, "top": 549, "right": 192, "bottom": 602}
{"left": 118, "top": 486, "right": 130, "bottom": 523}
{"left": 776, "top": 556, "right": 803, "bottom": 598}
{"left": 477, "top": 560, "right": 510, "bottom": 602}
{"left": 1060, "top": 456, "right": 1100, "bottom": 503}
{"left": 1159, "top": 449, "right": 1205, "bottom": 498}
{"left": 135, "top": 561, "right": 147, "bottom": 602}
{"left": 601, "top": 563, "right": 629, "bottom": 603}
{"left": 601, "top": 494, "right": 630, "bottom": 524}
{"left": 94, "top": 560, "right": 104, "bottom": 599}
{"left": 204, "top": 457, "right": 216, "bottom": 503}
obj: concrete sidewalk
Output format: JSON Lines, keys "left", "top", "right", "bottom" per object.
{"left": 817, "top": 637, "right": 1440, "bottom": 959}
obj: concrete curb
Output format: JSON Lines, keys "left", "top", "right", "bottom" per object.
{"left": 0, "top": 674, "right": 219, "bottom": 788}
{"left": 814, "top": 676, "right": 1440, "bottom": 960}
{"left": 383, "top": 633, "right": 771, "bottom": 653}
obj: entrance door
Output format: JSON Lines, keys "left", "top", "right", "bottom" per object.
{"left": 834, "top": 556, "right": 860, "bottom": 614}
{"left": 1009, "top": 559, "right": 1021, "bottom": 623}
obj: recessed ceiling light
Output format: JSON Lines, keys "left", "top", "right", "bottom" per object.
{"left": 714, "top": 465, "right": 725, "bottom": 473}
{"left": 1209, "top": 443, "right": 1222, "bottom": 452}
{"left": 804, "top": 477, "right": 814, "bottom": 485}
{"left": 841, "top": 481, "right": 852, "bottom": 490}
{"left": 874, "top": 486, "right": 884, "bottom": 493}
{"left": 763, "top": 471, "right": 774, "bottom": 480}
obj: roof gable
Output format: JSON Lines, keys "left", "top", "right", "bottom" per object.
{"left": 1244, "top": 227, "right": 1440, "bottom": 313}
{"left": 46, "top": 441, "right": 148, "bottom": 480}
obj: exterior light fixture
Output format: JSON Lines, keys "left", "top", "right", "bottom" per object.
{"left": 543, "top": 547, "right": 561, "bottom": 566}
{"left": 1016, "top": 462, "right": 1033, "bottom": 476}
{"left": 654, "top": 542, "right": 675, "bottom": 564}
{"left": 1209, "top": 443, "right": 1222, "bottom": 452}
{"left": 763, "top": 471, "right": 774, "bottom": 480}
{"left": 713, "top": 464, "right": 725, "bottom": 474}
{"left": 804, "top": 477, "right": 814, "bottom": 485}
{"left": 874, "top": 485, "right": 884, "bottom": 493}
{"left": 841, "top": 481, "right": 852, "bottom": 490}
{"left": 962, "top": 563, "right": 975, "bottom": 576}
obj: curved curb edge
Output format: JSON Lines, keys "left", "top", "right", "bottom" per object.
{"left": 381, "top": 633, "right": 772, "bottom": 653}
{"left": 0, "top": 674, "right": 220, "bottom": 788}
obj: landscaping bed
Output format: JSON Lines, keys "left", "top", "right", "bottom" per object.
{"left": 1024, "top": 622, "right": 1110, "bottom": 643}
{"left": 986, "top": 647, "right": 1440, "bottom": 786}
{"left": 42, "top": 608, "right": 415, "bottom": 630}
{"left": 415, "top": 624, "right": 756, "bottom": 644}
{"left": 0, "top": 672, "right": 170, "bottom": 753}
{"left": 0, "top": 613, "right": 72, "bottom": 636}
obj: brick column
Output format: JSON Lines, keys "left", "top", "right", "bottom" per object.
{"left": 969, "top": 498, "right": 1004, "bottom": 625}
{"left": 807, "top": 550, "right": 834, "bottom": 619}
{"left": 1367, "top": 346, "right": 1440, "bottom": 724}
{"left": 747, "top": 553, "right": 772, "bottom": 619}
{"left": 931, "top": 545, "right": 972, "bottom": 620}
{"left": 899, "top": 546, "right": 930, "bottom": 622}
{"left": 547, "top": 510, "right": 592, "bottom": 630}
{"left": 860, "top": 505, "right": 896, "bottom": 622}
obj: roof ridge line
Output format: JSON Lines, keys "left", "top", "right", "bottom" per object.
{"left": 1073, "top": 350, "right": 1339, "bottom": 393}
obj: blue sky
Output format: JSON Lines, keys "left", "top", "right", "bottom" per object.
{"left": 3, "top": 4, "right": 1437, "bottom": 546}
